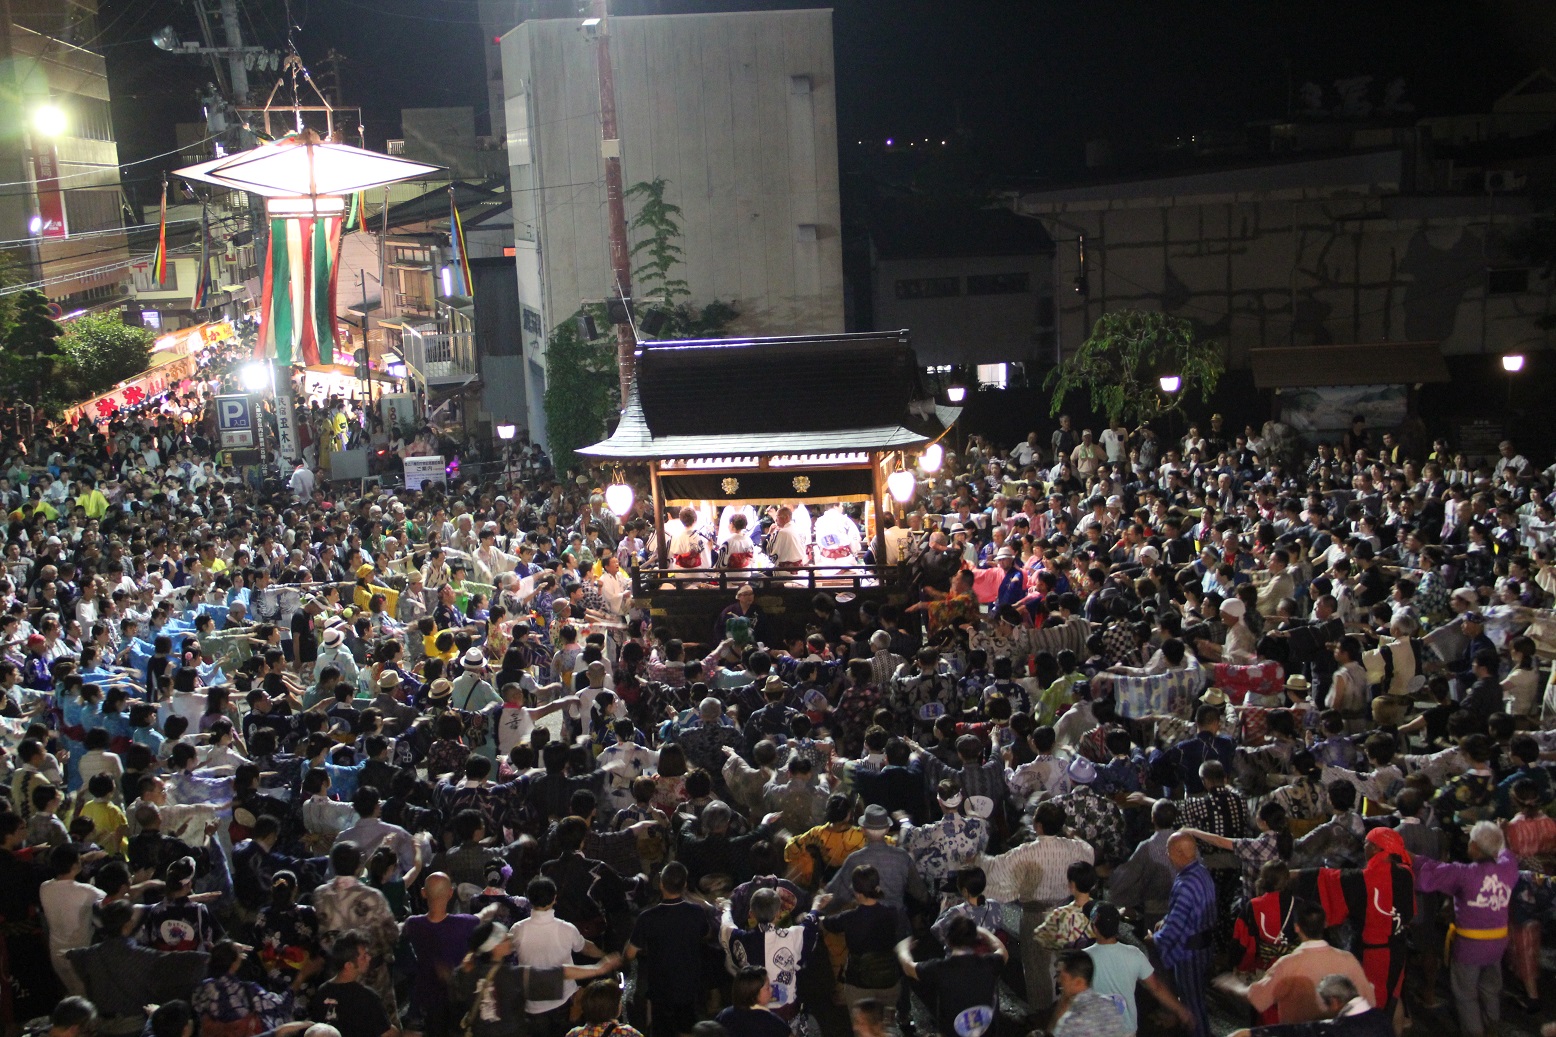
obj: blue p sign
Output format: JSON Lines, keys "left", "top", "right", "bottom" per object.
{"left": 218, "top": 398, "right": 251, "bottom": 430}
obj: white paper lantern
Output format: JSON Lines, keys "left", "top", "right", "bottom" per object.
{"left": 887, "top": 468, "right": 917, "bottom": 503}
{"left": 604, "top": 481, "right": 636, "bottom": 517}
{"left": 918, "top": 442, "right": 944, "bottom": 473}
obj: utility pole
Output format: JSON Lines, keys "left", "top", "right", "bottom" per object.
{"left": 217, "top": 0, "right": 249, "bottom": 104}
{"left": 589, "top": 0, "right": 636, "bottom": 406}
{"left": 319, "top": 49, "right": 346, "bottom": 107}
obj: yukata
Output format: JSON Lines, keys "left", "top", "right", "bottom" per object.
{"left": 1064, "top": 785, "right": 1128, "bottom": 866}
{"left": 192, "top": 972, "right": 293, "bottom": 1032}
{"left": 1154, "top": 859, "right": 1217, "bottom": 1037}
{"left": 311, "top": 876, "right": 401, "bottom": 1018}
{"left": 898, "top": 814, "right": 989, "bottom": 890}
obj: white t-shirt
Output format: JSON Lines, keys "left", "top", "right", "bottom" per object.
{"left": 512, "top": 909, "right": 587, "bottom": 1014}
{"left": 40, "top": 878, "right": 105, "bottom": 952}
{"left": 1085, "top": 941, "right": 1154, "bottom": 1034}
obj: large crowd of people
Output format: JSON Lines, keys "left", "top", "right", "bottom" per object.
{"left": 2, "top": 377, "right": 1556, "bottom": 1037}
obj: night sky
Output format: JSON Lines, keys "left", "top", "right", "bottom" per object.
{"left": 100, "top": 0, "right": 1556, "bottom": 186}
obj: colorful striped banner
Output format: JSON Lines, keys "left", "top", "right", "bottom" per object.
{"left": 256, "top": 215, "right": 342, "bottom": 367}
{"left": 449, "top": 187, "right": 472, "bottom": 296}
{"left": 151, "top": 180, "right": 168, "bottom": 285}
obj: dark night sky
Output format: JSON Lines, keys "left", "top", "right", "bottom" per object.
{"left": 99, "top": 0, "right": 1556, "bottom": 186}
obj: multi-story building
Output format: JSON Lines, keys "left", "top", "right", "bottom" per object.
{"left": 0, "top": 0, "right": 130, "bottom": 310}
{"left": 499, "top": 6, "right": 845, "bottom": 447}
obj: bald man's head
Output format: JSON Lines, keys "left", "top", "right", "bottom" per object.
{"left": 424, "top": 872, "right": 453, "bottom": 906}
{"left": 1167, "top": 832, "right": 1200, "bottom": 872}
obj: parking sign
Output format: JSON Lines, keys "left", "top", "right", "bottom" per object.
{"left": 216, "top": 394, "right": 255, "bottom": 449}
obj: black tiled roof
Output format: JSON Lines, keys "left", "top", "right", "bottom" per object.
{"left": 581, "top": 330, "right": 955, "bottom": 459}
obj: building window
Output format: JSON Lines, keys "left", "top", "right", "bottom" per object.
{"left": 63, "top": 188, "right": 120, "bottom": 233}
{"left": 141, "top": 310, "right": 162, "bottom": 329}
{"left": 966, "top": 272, "right": 1030, "bottom": 295}
{"left": 976, "top": 363, "right": 1009, "bottom": 389}
{"left": 1488, "top": 268, "right": 1530, "bottom": 295}
{"left": 895, "top": 277, "right": 960, "bottom": 300}
{"left": 58, "top": 94, "right": 115, "bottom": 142}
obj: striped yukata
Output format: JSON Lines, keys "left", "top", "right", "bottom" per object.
{"left": 1155, "top": 859, "right": 1217, "bottom": 1037}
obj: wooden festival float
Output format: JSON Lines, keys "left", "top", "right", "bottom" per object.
{"left": 580, "top": 330, "right": 959, "bottom": 643}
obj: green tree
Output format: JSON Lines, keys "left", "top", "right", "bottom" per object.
{"left": 59, "top": 310, "right": 155, "bottom": 400}
{"left": 543, "top": 180, "right": 739, "bottom": 468}
{"left": 625, "top": 178, "right": 689, "bottom": 311}
{"left": 543, "top": 304, "right": 620, "bottom": 473}
{"left": 1045, "top": 309, "right": 1223, "bottom": 428}
{"left": 0, "top": 289, "right": 64, "bottom": 405}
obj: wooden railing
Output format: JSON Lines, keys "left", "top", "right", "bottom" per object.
{"left": 630, "top": 563, "right": 906, "bottom": 595}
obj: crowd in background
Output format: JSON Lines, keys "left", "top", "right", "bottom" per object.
{"left": 1, "top": 380, "right": 1555, "bottom": 1037}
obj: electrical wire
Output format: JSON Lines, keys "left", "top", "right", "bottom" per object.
{"left": 317, "top": 0, "right": 492, "bottom": 26}
{"left": 0, "top": 133, "right": 223, "bottom": 191}
{"left": 0, "top": 241, "right": 205, "bottom": 297}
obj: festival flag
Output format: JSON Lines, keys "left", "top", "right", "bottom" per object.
{"left": 448, "top": 187, "right": 472, "bottom": 296}
{"left": 151, "top": 179, "right": 169, "bottom": 285}
{"left": 256, "top": 214, "right": 342, "bottom": 367}
{"left": 190, "top": 204, "right": 213, "bottom": 309}
{"left": 344, "top": 190, "right": 367, "bottom": 232}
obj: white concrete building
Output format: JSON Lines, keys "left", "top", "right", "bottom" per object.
{"left": 500, "top": 6, "right": 845, "bottom": 446}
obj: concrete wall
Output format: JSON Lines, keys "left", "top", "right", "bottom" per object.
{"left": 1018, "top": 158, "right": 1552, "bottom": 366}
{"left": 501, "top": 8, "right": 844, "bottom": 445}
{"left": 0, "top": 18, "right": 128, "bottom": 301}
{"left": 871, "top": 252, "right": 1055, "bottom": 366}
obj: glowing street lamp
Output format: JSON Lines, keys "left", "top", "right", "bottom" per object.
{"left": 496, "top": 423, "right": 517, "bottom": 441}
{"left": 1159, "top": 373, "right": 1182, "bottom": 393}
{"left": 239, "top": 361, "right": 272, "bottom": 393}
{"left": 1502, "top": 353, "right": 1526, "bottom": 373}
{"left": 32, "top": 105, "right": 67, "bottom": 137}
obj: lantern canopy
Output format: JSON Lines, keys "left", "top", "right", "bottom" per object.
{"left": 176, "top": 130, "right": 441, "bottom": 201}
{"left": 175, "top": 131, "right": 442, "bottom": 369}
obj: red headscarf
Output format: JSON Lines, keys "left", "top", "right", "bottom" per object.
{"left": 1366, "top": 826, "right": 1411, "bottom": 865}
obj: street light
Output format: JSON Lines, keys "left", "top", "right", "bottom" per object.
{"left": 1502, "top": 353, "right": 1526, "bottom": 373}
{"left": 239, "top": 361, "right": 271, "bottom": 393}
{"left": 495, "top": 423, "right": 517, "bottom": 441}
{"left": 32, "top": 105, "right": 67, "bottom": 137}
{"left": 1158, "top": 373, "right": 1182, "bottom": 393}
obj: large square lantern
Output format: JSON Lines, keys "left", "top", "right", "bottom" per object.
{"left": 176, "top": 130, "right": 441, "bottom": 367}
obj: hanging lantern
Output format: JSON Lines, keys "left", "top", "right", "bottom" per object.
{"left": 887, "top": 468, "right": 917, "bottom": 504}
{"left": 919, "top": 442, "right": 944, "bottom": 473}
{"left": 605, "top": 480, "right": 635, "bottom": 517}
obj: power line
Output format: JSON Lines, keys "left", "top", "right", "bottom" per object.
{"left": 0, "top": 241, "right": 205, "bottom": 297}
{"left": 319, "top": 0, "right": 492, "bottom": 25}
{"left": 0, "top": 133, "right": 222, "bottom": 191}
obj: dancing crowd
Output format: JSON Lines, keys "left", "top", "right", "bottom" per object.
{"left": 2, "top": 382, "right": 1556, "bottom": 1037}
